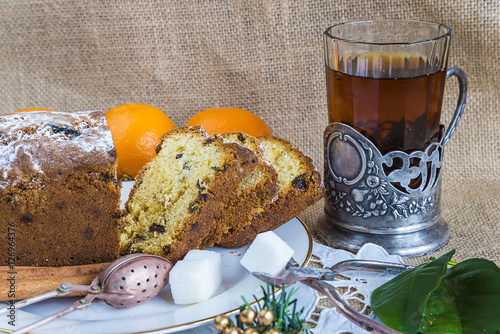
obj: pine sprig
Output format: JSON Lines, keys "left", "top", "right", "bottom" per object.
{"left": 234, "top": 280, "right": 312, "bottom": 333}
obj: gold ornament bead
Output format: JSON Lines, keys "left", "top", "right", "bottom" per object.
{"left": 214, "top": 315, "right": 231, "bottom": 331}
{"left": 244, "top": 328, "right": 259, "bottom": 334}
{"left": 224, "top": 327, "right": 244, "bottom": 334}
{"left": 263, "top": 328, "right": 280, "bottom": 334}
{"left": 257, "top": 309, "right": 274, "bottom": 326}
{"left": 240, "top": 308, "right": 257, "bottom": 325}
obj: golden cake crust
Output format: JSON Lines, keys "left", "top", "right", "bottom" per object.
{"left": 200, "top": 132, "right": 279, "bottom": 248}
{"left": 217, "top": 136, "right": 324, "bottom": 248}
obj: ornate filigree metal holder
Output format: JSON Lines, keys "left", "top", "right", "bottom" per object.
{"left": 317, "top": 68, "right": 467, "bottom": 257}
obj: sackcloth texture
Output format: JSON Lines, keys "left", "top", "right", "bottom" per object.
{"left": 0, "top": 1, "right": 498, "bottom": 266}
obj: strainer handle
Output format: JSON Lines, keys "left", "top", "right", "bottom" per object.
{"left": 12, "top": 294, "right": 97, "bottom": 334}
{"left": 0, "top": 290, "right": 60, "bottom": 316}
{"left": 0, "top": 282, "right": 89, "bottom": 315}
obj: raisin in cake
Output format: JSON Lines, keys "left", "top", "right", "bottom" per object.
{"left": 217, "top": 136, "right": 325, "bottom": 248}
{"left": 119, "top": 126, "right": 257, "bottom": 263}
{"left": 0, "top": 110, "right": 121, "bottom": 266}
{"left": 200, "top": 132, "right": 279, "bottom": 247}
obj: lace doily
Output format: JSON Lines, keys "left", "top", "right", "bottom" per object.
{"left": 299, "top": 242, "right": 404, "bottom": 334}
{"left": 185, "top": 242, "right": 404, "bottom": 334}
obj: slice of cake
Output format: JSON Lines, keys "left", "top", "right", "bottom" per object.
{"left": 0, "top": 110, "right": 121, "bottom": 266}
{"left": 200, "top": 132, "right": 279, "bottom": 248}
{"left": 119, "top": 126, "right": 257, "bottom": 263}
{"left": 217, "top": 136, "right": 325, "bottom": 248}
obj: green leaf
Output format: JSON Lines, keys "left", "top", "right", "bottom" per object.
{"left": 420, "top": 258, "right": 500, "bottom": 334}
{"left": 371, "top": 250, "right": 455, "bottom": 333}
{"left": 451, "top": 259, "right": 500, "bottom": 334}
{"left": 419, "top": 279, "right": 462, "bottom": 333}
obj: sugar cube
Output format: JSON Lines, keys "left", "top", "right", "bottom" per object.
{"left": 169, "top": 249, "right": 222, "bottom": 305}
{"left": 183, "top": 249, "right": 220, "bottom": 262}
{"left": 240, "top": 231, "right": 294, "bottom": 276}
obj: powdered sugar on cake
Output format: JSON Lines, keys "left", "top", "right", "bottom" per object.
{"left": 0, "top": 110, "right": 116, "bottom": 188}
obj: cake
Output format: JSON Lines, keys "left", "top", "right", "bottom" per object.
{"left": 0, "top": 110, "right": 121, "bottom": 266}
{"left": 200, "top": 132, "right": 279, "bottom": 248}
{"left": 217, "top": 136, "right": 325, "bottom": 248}
{"left": 119, "top": 126, "right": 258, "bottom": 263}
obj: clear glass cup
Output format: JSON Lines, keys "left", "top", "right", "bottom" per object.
{"left": 318, "top": 20, "right": 467, "bottom": 257}
{"left": 324, "top": 19, "right": 457, "bottom": 155}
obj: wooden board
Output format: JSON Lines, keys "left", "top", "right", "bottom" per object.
{"left": 0, "top": 263, "right": 109, "bottom": 301}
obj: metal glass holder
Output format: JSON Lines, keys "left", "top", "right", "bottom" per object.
{"left": 316, "top": 68, "right": 467, "bottom": 257}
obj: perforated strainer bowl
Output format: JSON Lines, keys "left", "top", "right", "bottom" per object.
{"left": 100, "top": 253, "right": 172, "bottom": 308}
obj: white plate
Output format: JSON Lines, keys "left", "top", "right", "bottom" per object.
{"left": 1, "top": 182, "right": 312, "bottom": 334}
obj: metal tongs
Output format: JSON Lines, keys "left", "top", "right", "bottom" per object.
{"left": 253, "top": 258, "right": 413, "bottom": 334}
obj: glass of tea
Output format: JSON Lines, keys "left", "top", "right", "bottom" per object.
{"left": 318, "top": 20, "right": 467, "bottom": 257}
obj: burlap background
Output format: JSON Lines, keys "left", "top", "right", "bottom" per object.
{"left": 0, "top": 1, "right": 498, "bottom": 265}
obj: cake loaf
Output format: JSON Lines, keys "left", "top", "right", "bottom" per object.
{"left": 119, "top": 126, "right": 257, "bottom": 263}
{"left": 0, "top": 110, "right": 121, "bottom": 266}
{"left": 217, "top": 136, "right": 325, "bottom": 248}
{"left": 200, "top": 132, "right": 279, "bottom": 248}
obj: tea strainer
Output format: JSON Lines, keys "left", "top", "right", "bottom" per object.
{"left": 0, "top": 253, "right": 173, "bottom": 334}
